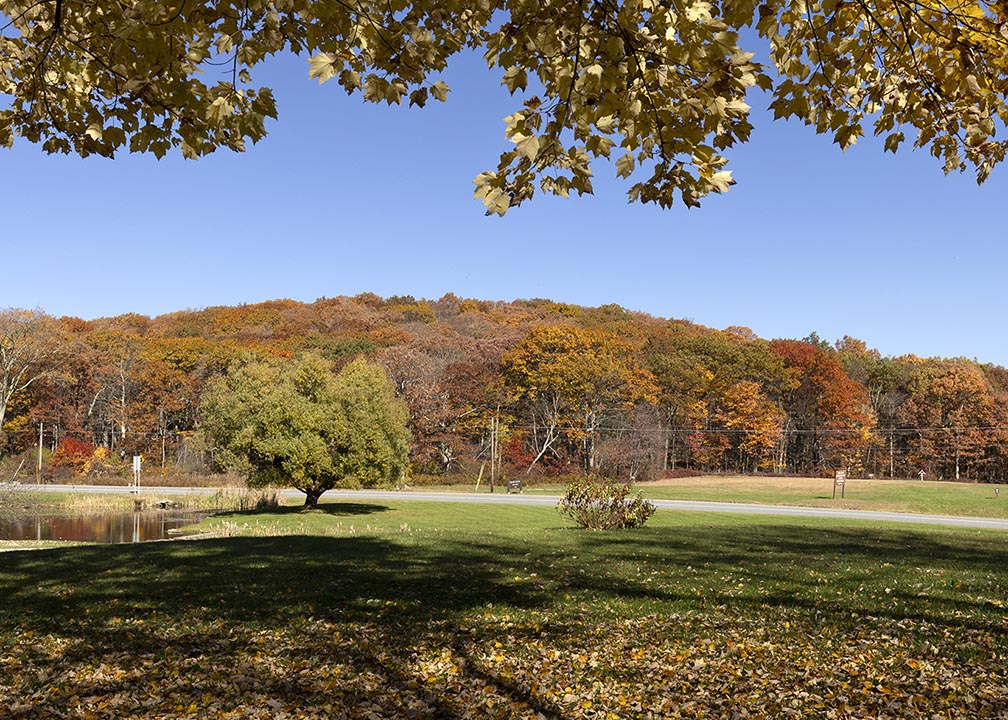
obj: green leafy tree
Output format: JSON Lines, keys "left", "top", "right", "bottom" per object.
{"left": 201, "top": 353, "right": 410, "bottom": 508}
{"left": 2, "top": 0, "right": 1005, "bottom": 212}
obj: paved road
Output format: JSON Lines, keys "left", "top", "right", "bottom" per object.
{"left": 10, "top": 483, "right": 1008, "bottom": 531}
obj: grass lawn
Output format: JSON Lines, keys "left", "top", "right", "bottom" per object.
{"left": 455, "top": 475, "right": 1008, "bottom": 519}
{"left": 2, "top": 501, "right": 1007, "bottom": 718}
{"left": 16, "top": 473, "right": 1008, "bottom": 518}
{"left": 635, "top": 475, "right": 1008, "bottom": 516}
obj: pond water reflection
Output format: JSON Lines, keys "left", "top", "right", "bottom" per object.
{"left": 0, "top": 511, "right": 207, "bottom": 544}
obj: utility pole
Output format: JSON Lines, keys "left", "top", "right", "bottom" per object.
{"left": 36, "top": 422, "right": 43, "bottom": 483}
{"left": 160, "top": 408, "right": 166, "bottom": 469}
{"left": 489, "top": 413, "right": 497, "bottom": 494}
{"left": 954, "top": 427, "right": 961, "bottom": 481}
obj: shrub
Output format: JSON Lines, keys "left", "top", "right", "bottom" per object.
{"left": 557, "top": 477, "right": 657, "bottom": 530}
{"left": 50, "top": 438, "right": 97, "bottom": 473}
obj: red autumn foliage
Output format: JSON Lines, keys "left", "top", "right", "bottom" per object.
{"left": 50, "top": 438, "right": 96, "bottom": 471}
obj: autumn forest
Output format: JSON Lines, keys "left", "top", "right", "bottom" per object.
{"left": 3, "top": 294, "right": 1006, "bottom": 484}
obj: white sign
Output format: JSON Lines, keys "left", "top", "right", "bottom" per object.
{"left": 132, "top": 455, "right": 142, "bottom": 493}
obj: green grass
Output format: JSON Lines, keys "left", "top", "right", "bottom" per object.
{"left": 2, "top": 500, "right": 1008, "bottom": 718}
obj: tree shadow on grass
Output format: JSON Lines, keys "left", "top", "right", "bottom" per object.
{"left": 569, "top": 522, "right": 1008, "bottom": 633}
{"left": 219, "top": 501, "right": 393, "bottom": 519}
{"left": 0, "top": 533, "right": 570, "bottom": 718}
{"left": 1, "top": 522, "right": 1007, "bottom": 718}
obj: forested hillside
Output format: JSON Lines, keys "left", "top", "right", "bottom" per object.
{"left": 2, "top": 295, "right": 1006, "bottom": 483}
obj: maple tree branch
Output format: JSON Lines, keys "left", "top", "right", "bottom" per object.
{"left": 350, "top": 0, "right": 415, "bottom": 69}
{"left": 0, "top": 0, "right": 51, "bottom": 33}
{"left": 146, "top": 0, "right": 188, "bottom": 27}
{"left": 597, "top": 0, "right": 672, "bottom": 164}
{"left": 530, "top": 0, "right": 588, "bottom": 176}
{"left": 888, "top": 0, "right": 968, "bottom": 148}
{"left": 560, "top": 0, "right": 585, "bottom": 125}
{"left": 63, "top": 36, "right": 187, "bottom": 125}
{"left": 28, "top": 0, "right": 63, "bottom": 109}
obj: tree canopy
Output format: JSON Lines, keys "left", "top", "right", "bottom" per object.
{"left": 201, "top": 352, "right": 410, "bottom": 507}
{"left": 2, "top": 0, "right": 1006, "bottom": 213}
{"left": 502, "top": 324, "right": 657, "bottom": 473}
{"left": 5, "top": 295, "right": 1008, "bottom": 483}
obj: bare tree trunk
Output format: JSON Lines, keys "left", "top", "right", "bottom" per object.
{"left": 0, "top": 310, "right": 61, "bottom": 456}
{"left": 526, "top": 397, "right": 562, "bottom": 475}
{"left": 303, "top": 487, "right": 324, "bottom": 508}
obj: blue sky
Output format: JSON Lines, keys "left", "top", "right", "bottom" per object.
{"left": 3, "top": 49, "right": 1006, "bottom": 365}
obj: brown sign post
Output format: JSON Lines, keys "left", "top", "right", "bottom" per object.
{"left": 833, "top": 470, "right": 846, "bottom": 500}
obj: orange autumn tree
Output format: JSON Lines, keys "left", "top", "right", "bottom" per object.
{"left": 716, "top": 380, "right": 786, "bottom": 473}
{"left": 377, "top": 329, "right": 490, "bottom": 476}
{"left": 502, "top": 324, "right": 657, "bottom": 475}
{"left": 644, "top": 324, "right": 788, "bottom": 472}
{"left": 897, "top": 358, "right": 994, "bottom": 480}
{"left": 836, "top": 337, "right": 911, "bottom": 477}
{"left": 980, "top": 364, "right": 1008, "bottom": 482}
{"left": 770, "top": 339, "right": 876, "bottom": 474}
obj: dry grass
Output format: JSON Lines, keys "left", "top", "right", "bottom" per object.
{"left": 2, "top": 487, "right": 283, "bottom": 516}
{"left": 640, "top": 474, "right": 829, "bottom": 489}
{"left": 634, "top": 474, "right": 1008, "bottom": 517}
{"left": 59, "top": 471, "right": 246, "bottom": 488}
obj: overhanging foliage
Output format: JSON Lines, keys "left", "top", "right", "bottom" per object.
{"left": 1, "top": 0, "right": 1006, "bottom": 212}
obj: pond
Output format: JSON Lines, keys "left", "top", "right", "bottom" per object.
{"left": 0, "top": 511, "right": 208, "bottom": 544}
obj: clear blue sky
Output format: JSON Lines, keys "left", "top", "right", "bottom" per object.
{"left": 4, "top": 50, "right": 1006, "bottom": 365}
